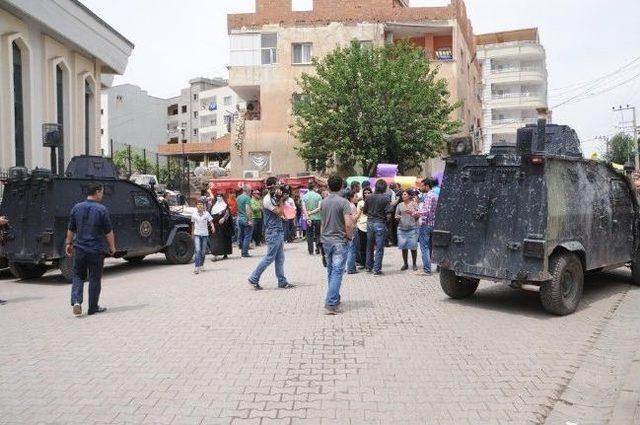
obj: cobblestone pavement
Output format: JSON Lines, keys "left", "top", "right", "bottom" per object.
{"left": 1, "top": 241, "right": 639, "bottom": 425}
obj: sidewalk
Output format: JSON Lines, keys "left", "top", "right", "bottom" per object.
{"left": 544, "top": 284, "right": 640, "bottom": 425}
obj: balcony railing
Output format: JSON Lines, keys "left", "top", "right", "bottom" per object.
{"left": 491, "top": 92, "right": 542, "bottom": 100}
{"left": 491, "top": 65, "right": 543, "bottom": 74}
{"left": 491, "top": 118, "right": 538, "bottom": 125}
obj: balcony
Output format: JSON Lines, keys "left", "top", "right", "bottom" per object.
{"left": 199, "top": 125, "right": 218, "bottom": 135}
{"left": 490, "top": 92, "right": 546, "bottom": 109}
{"left": 490, "top": 117, "right": 537, "bottom": 134}
{"left": 482, "top": 42, "right": 545, "bottom": 60}
{"left": 489, "top": 66, "right": 546, "bottom": 84}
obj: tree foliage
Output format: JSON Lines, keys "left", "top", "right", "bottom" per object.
{"left": 603, "top": 133, "right": 636, "bottom": 165}
{"left": 112, "top": 149, "right": 182, "bottom": 187}
{"left": 291, "top": 41, "right": 463, "bottom": 176}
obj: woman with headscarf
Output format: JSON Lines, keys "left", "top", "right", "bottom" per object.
{"left": 209, "top": 193, "right": 233, "bottom": 260}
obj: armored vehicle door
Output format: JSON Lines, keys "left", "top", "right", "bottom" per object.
{"left": 609, "top": 178, "right": 634, "bottom": 262}
{"left": 129, "top": 190, "right": 163, "bottom": 252}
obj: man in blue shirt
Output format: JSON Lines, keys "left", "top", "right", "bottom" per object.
{"left": 65, "top": 183, "right": 116, "bottom": 317}
{"left": 248, "top": 177, "right": 295, "bottom": 290}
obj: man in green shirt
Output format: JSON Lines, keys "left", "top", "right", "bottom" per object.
{"left": 236, "top": 187, "right": 253, "bottom": 257}
{"left": 303, "top": 183, "right": 322, "bottom": 255}
{"left": 250, "top": 190, "right": 264, "bottom": 246}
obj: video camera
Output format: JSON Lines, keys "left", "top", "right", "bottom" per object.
{"left": 265, "top": 178, "right": 290, "bottom": 206}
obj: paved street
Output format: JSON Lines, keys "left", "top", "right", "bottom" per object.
{"left": 1, "top": 241, "right": 639, "bottom": 425}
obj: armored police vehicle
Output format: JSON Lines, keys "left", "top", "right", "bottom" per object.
{"left": 432, "top": 120, "right": 639, "bottom": 315}
{"left": 0, "top": 156, "right": 194, "bottom": 281}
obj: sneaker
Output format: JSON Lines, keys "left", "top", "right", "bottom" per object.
{"left": 248, "top": 280, "right": 263, "bottom": 290}
{"left": 73, "top": 303, "right": 82, "bottom": 317}
{"left": 373, "top": 271, "right": 384, "bottom": 276}
{"left": 278, "top": 283, "right": 296, "bottom": 289}
{"left": 325, "top": 305, "right": 340, "bottom": 315}
{"left": 357, "top": 265, "right": 366, "bottom": 270}
{"left": 365, "top": 269, "right": 373, "bottom": 273}
{"left": 412, "top": 265, "right": 418, "bottom": 271}
{"left": 347, "top": 270, "right": 358, "bottom": 275}
{"left": 400, "top": 265, "right": 408, "bottom": 271}
{"left": 415, "top": 270, "right": 432, "bottom": 276}
{"left": 87, "top": 306, "right": 107, "bottom": 315}
{"left": 194, "top": 268, "right": 200, "bottom": 275}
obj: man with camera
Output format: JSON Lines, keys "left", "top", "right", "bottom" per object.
{"left": 248, "top": 177, "right": 295, "bottom": 290}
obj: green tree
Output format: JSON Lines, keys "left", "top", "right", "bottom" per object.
{"left": 604, "top": 133, "right": 636, "bottom": 165}
{"left": 291, "top": 40, "right": 462, "bottom": 176}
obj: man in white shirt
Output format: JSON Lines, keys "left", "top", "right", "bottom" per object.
{"left": 191, "top": 202, "right": 214, "bottom": 274}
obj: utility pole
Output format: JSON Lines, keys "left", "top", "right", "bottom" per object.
{"left": 612, "top": 105, "right": 638, "bottom": 170}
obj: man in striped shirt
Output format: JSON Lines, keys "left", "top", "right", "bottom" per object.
{"left": 416, "top": 178, "right": 438, "bottom": 276}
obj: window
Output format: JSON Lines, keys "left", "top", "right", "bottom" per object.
{"left": 210, "top": 116, "right": 218, "bottom": 126}
{"left": 193, "top": 93, "right": 198, "bottom": 101}
{"left": 55, "top": 64, "right": 65, "bottom": 166}
{"left": 249, "top": 151, "right": 271, "bottom": 172}
{"left": 193, "top": 111, "right": 198, "bottom": 118}
{"left": 132, "top": 193, "right": 153, "bottom": 209}
{"left": 292, "top": 0, "right": 313, "bottom": 11}
{"left": 100, "top": 129, "right": 104, "bottom": 135}
{"left": 116, "top": 95, "right": 123, "bottom": 102}
{"left": 84, "top": 80, "right": 95, "bottom": 155}
{"left": 100, "top": 108, "right": 104, "bottom": 115}
{"left": 181, "top": 105, "right": 187, "bottom": 113}
{"left": 224, "top": 96, "right": 232, "bottom": 106}
{"left": 210, "top": 132, "right": 218, "bottom": 141}
{"left": 193, "top": 128, "right": 198, "bottom": 136}
{"left": 12, "top": 41, "right": 25, "bottom": 166}
{"left": 261, "top": 33, "right": 277, "bottom": 65}
{"left": 168, "top": 104, "right": 178, "bottom": 116}
{"left": 292, "top": 43, "right": 313, "bottom": 64}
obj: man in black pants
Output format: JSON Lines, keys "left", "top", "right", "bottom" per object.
{"left": 65, "top": 183, "right": 116, "bottom": 317}
{"left": 302, "top": 183, "right": 322, "bottom": 255}
{"left": 0, "top": 216, "right": 8, "bottom": 304}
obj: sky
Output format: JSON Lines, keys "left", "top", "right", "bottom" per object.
{"left": 81, "top": 0, "right": 640, "bottom": 156}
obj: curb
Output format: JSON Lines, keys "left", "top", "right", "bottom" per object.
{"left": 609, "top": 349, "right": 640, "bottom": 424}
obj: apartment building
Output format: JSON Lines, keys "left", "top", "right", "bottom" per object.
{"left": 0, "top": 0, "right": 133, "bottom": 170}
{"left": 227, "top": 0, "right": 482, "bottom": 178}
{"left": 100, "top": 84, "right": 167, "bottom": 155}
{"left": 476, "top": 28, "right": 549, "bottom": 152}
{"left": 159, "top": 78, "right": 237, "bottom": 165}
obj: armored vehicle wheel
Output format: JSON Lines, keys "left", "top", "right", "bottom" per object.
{"left": 0, "top": 257, "right": 7, "bottom": 269}
{"left": 540, "top": 253, "right": 584, "bottom": 315}
{"left": 9, "top": 262, "right": 48, "bottom": 280}
{"left": 440, "top": 269, "right": 479, "bottom": 299}
{"left": 125, "top": 256, "right": 145, "bottom": 264}
{"left": 631, "top": 252, "right": 640, "bottom": 286}
{"left": 165, "top": 231, "right": 194, "bottom": 264}
{"left": 59, "top": 257, "right": 74, "bottom": 283}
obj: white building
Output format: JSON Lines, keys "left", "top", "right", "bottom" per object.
{"left": 0, "top": 0, "right": 133, "bottom": 170}
{"left": 476, "top": 28, "right": 549, "bottom": 152}
{"left": 195, "top": 85, "right": 240, "bottom": 143}
{"left": 100, "top": 84, "right": 167, "bottom": 155}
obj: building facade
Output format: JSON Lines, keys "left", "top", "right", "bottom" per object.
{"left": 159, "top": 78, "right": 237, "bottom": 166}
{"left": 227, "top": 0, "right": 482, "bottom": 178}
{"left": 476, "top": 28, "right": 549, "bottom": 152}
{"left": 100, "top": 84, "right": 167, "bottom": 155}
{"left": 0, "top": 0, "right": 133, "bottom": 170}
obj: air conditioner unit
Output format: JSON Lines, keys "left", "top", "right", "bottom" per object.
{"left": 243, "top": 170, "right": 259, "bottom": 179}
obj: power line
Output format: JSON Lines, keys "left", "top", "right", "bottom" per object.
{"left": 549, "top": 55, "right": 640, "bottom": 95}
{"left": 551, "top": 72, "right": 640, "bottom": 110}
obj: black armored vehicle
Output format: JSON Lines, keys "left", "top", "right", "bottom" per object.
{"left": 432, "top": 120, "right": 640, "bottom": 315}
{"left": 0, "top": 156, "right": 194, "bottom": 281}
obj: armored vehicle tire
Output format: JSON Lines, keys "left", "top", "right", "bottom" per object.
{"left": 125, "top": 256, "right": 146, "bottom": 264}
{"left": 59, "top": 257, "right": 74, "bottom": 283}
{"left": 9, "top": 262, "right": 48, "bottom": 280}
{"left": 540, "top": 253, "right": 584, "bottom": 315}
{"left": 165, "top": 231, "right": 194, "bottom": 264}
{"left": 631, "top": 253, "right": 640, "bottom": 286}
{"left": 0, "top": 257, "right": 7, "bottom": 269}
{"left": 440, "top": 269, "right": 480, "bottom": 299}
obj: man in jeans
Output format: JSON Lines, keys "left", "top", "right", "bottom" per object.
{"left": 236, "top": 186, "right": 253, "bottom": 258}
{"left": 416, "top": 178, "right": 438, "bottom": 276}
{"left": 248, "top": 177, "right": 296, "bottom": 290}
{"left": 321, "top": 175, "right": 354, "bottom": 314}
{"left": 364, "top": 179, "right": 392, "bottom": 275}
{"left": 65, "top": 183, "right": 116, "bottom": 317}
{"left": 302, "top": 183, "right": 322, "bottom": 255}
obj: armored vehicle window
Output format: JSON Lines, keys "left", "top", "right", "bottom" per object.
{"left": 132, "top": 192, "right": 154, "bottom": 209}
{"left": 611, "top": 180, "right": 631, "bottom": 204}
